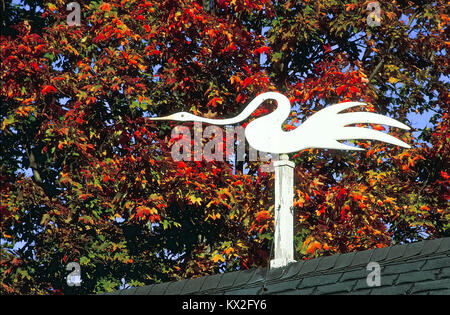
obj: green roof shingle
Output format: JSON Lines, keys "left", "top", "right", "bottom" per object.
{"left": 111, "top": 237, "right": 450, "bottom": 295}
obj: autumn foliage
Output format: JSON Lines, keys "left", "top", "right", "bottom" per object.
{"left": 1, "top": 0, "right": 449, "bottom": 294}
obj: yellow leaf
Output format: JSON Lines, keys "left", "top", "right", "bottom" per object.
{"left": 388, "top": 77, "right": 399, "bottom": 84}
{"left": 212, "top": 254, "right": 225, "bottom": 263}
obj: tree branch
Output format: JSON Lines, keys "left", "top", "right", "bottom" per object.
{"left": 368, "top": 11, "right": 418, "bottom": 83}
{"left": 27, "top": 147, "right": 43, "bottom": 184}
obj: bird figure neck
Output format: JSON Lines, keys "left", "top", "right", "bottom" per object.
{"left": 189, "top": 92, "right": 291, "bottom": 126}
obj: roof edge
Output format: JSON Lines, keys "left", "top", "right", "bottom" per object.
{"left": 108, "top": 237, "right": 450, "bottom": 295}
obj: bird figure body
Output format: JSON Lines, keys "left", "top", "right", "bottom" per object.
{"left": 150, "top": 92, "right": 410, "bottom": 153}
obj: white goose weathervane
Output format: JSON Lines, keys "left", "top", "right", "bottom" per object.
{"left": 150, "top": 92, "right": 411, "bottom": 268}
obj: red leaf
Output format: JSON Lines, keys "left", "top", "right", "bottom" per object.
{"left": 253, "top": 46, "right": 270, "bottom": 55}
{"left": 30, "top": 62, "right": 40, "bottom": 71}
{"left": 41, "top": 85, "right": 56, "bottom": 95}
{"left": 207, "top": 97, "right": 222, "bottom": 107}
{"left": 336, "top": 85, "right": 346, "bottom": 96}
{"left": 323, "top": 44, "right": 332, "bottom": 53}
{"left": 337, "top": 188, "right": 347, "bottom": 200}
{"left": 348, "top": 86, "right": 359, "bottom": 94}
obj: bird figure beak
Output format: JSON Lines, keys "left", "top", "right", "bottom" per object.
{"left": 148, "top": 115, "right": 173, "bottom": 121}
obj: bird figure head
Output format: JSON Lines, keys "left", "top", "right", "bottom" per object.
{"left": 149, "top": 111, "right": 198, "bottom": 122}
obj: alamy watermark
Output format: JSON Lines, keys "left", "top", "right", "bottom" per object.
{"left": 367, "top": 2, "right": 381, "bottom": 27}
{"left": 366, "top": 262, "right": 381, "bottom": 287}
{"left": 170, "top": 122, "right": 279, "bottom": 172}
{"left": 64, "top": 1, "right": 382, "bottom": 27}
{"left": 66, "top": 262, "right": 82, "bottom": 286}
{"left": 66, "top": 2, "right": 81, "bottom": 27}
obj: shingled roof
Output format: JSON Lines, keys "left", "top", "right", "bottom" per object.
{"left": 109, "top": 237, "right": 450, "bottom": 295}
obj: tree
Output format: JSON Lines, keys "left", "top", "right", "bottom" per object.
{"left": 1, "top": 0, "right": 448, "bottom": 294}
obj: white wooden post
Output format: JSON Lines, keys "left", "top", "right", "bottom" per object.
{"left": 270, "top": 154, "right": 296, "bottom": 269}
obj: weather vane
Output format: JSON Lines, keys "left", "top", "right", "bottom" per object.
{"left": 150, "top": 92, "right": 411, "bottom": 268}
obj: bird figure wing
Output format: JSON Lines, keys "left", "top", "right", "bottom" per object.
{"left": 299, "top": 102, "right": 411, "bottom": 151}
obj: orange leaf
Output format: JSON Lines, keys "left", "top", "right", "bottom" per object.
{"left": 99, "top": 2, "right": 111, "bottom": 11}
{"left": 366, "top": 149, "right": 375, "bottom": 158}
{"left": 372, "top": 124, "right": 385, "bottom": 131}
{"left": 255, "top": 210, "right": 270, "bottom": 222}
{"left": 306, "top": 241, "right": 322, "bottom": 254}
{"left": 223, "top": 247, "right": 234, "bottom": 255}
